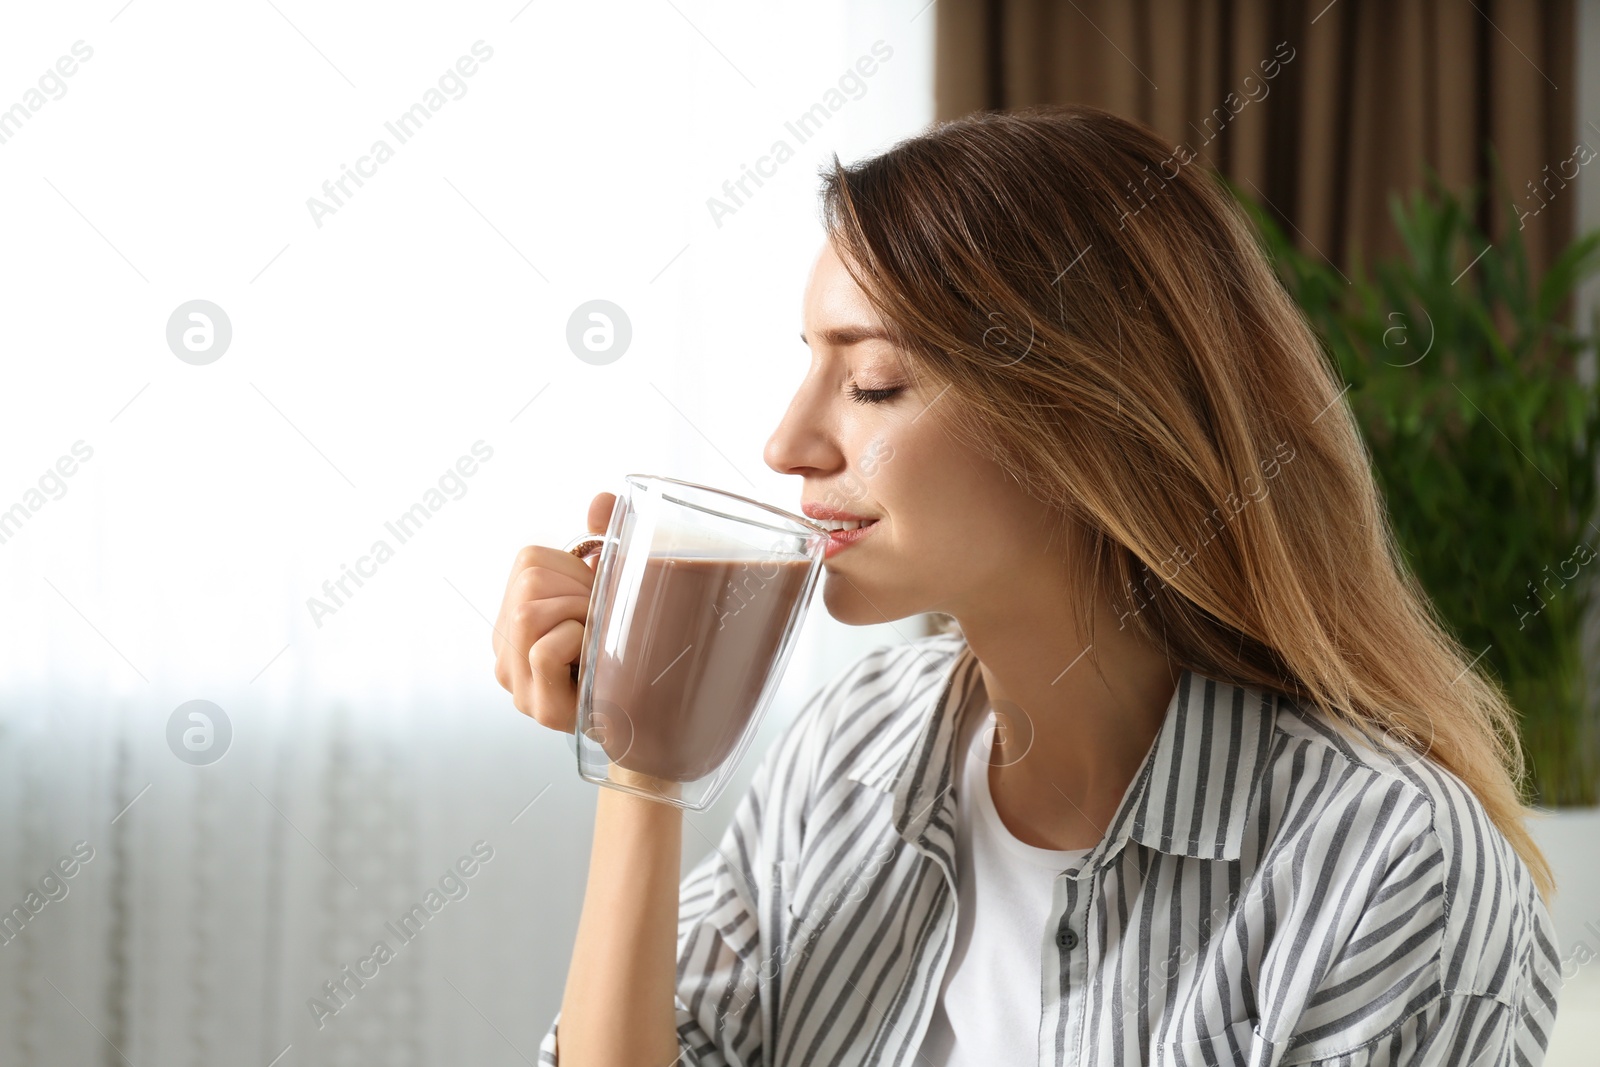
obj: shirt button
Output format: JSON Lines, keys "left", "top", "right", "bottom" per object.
{"left": 1056, "top": 926, "right": 1079, "bottom": 951}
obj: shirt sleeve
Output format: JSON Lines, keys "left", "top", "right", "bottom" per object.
{"left": 537, "top": 680, "right": 830, "bottom": 1067}
{"left": 1278, "top": 992, "right": 1555, "bottom": 1067}
{"left": 1276, "top": 795, "right": 1564, "bottom": 1067}
{"left": 1508, "top": 915, "right": 1563, "bottom": 1065}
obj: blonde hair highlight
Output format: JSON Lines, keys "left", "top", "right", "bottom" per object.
{"left": 821, "top": 104, "right": 1554, "bottom": 901}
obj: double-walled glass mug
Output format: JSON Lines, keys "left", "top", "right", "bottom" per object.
{"left": 561, "top": 474, "right": 830, "bottom": 810}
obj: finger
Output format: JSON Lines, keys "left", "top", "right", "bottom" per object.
{"left": 495, "top": 549, "right": 594, "bottom": 658}
{"left": 505, "top": 543, "right": 593, "bottom": 598}
{"left": 496, "top": 563, "right": 589, "bottom": 660}
{"left": 512, "top": 563, "right": 591, "bottom": 604}
{"left": 525, "top": 618, "right": 586, "bottom": 730}
{"left": 499, "top": 593, "right": 588, "bottom": 697}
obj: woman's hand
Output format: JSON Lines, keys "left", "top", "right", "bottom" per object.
{"left": 493, "top": 491, "right": 616, "bottom": 731}
{"left": 499, "top": 499, "right": 686, "bottom": 1066}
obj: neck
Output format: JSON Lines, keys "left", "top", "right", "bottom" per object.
{"left": 953, "top": 602, "right": 1178, "bottom": 853}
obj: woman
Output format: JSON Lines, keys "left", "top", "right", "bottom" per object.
{"left": 494, "top": 104, "right": 1563, "bottom": 1066}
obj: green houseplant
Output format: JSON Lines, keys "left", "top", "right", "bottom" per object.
{"left": 1229, "top": 173, "right": 1600, "bottom": 807}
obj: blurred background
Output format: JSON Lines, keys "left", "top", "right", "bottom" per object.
{"left": 0, "top": 1, "right": 1596, "bottom": 1064}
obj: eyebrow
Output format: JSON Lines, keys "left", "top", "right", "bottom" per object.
{"left": 799, "top": 324, "right": 894, "bottom": 347}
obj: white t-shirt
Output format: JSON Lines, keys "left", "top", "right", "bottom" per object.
{"left": 918, "top": 699, "right": 1095, "bottom": 1066}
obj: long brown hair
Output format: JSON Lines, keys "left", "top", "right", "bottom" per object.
{"left": 819, "top": 103, "right": 1554, "bottom": 901}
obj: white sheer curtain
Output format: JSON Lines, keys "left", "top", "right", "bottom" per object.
{"left": 0, "top": 2, "right": 934, "bottom": 1062}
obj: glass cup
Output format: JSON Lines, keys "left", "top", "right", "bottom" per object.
{"left": 561, "top": 474, "right": 830, "bottom": 810}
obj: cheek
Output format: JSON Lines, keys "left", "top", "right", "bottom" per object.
{"left": 844, "top": 394, "right": 964, "bottom": 516}
{"left": 862, "top": 433, "right": 946, "bottom": 542}
{"left": 873, "top": 421, "right": 957, "bottom": 496}
{"left": 856, "top": 432, "right": 895, "bottom": 480}
{"left": 816, "top": 431, "right": 897, "bottom": 514}
{"left": 893, "top": 432, "right": 1018, "bottom": 535}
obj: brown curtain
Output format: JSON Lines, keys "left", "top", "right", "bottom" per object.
{"left": 934, "top": 0, "right": 1576, "bottom": 278}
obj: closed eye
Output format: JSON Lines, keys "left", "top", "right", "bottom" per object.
{"left": 848, "top": 384, "right": 903, "bottom": 405}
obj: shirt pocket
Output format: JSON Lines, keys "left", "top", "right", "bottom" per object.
{"left": 781, "top": 838, "right": 905, "bottom": 931}
{"left": 1154, "top": 1018, "right": 1264, "bottom": 1067}
{"left": 781, "top": 855, "right": 857, "bottom": 931}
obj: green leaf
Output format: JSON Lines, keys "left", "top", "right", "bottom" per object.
{"left": 1228, "top": 176, "right": 1600, "bottom": 805}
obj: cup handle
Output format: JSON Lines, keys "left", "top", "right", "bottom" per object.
{"left": 560, "top": 532, "right": 608, "bottom": 685}
{"left": 563, "top": 532, "right": 606, "bottom": 562}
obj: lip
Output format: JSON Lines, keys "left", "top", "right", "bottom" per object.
{"left": 821, "top": 518, "right": 881, "bottom": 559}
{"left": 802, "top": 503, "right": 879, "bottom": 521}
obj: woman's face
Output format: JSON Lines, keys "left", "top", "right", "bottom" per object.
{"left": 764, "top": 240, "right": 1066, "bottom": 628}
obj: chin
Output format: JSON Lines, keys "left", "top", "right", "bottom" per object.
{"left": 820, "top": 571, "right": 913, "bottom": 627}
{"left": 820, "top": 577, "right": 869, "bottom": 625}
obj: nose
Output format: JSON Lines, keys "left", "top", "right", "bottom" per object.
{"left": 763, "top": 378, "right": 838, "bottom": 477}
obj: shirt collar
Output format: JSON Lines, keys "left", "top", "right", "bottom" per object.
{"left": 845, "top": 638, "right": 1281, "bottom": 863}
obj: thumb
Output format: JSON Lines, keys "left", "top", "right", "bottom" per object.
{"left": 587, "top": 492, "right": 617, "bottom": 536}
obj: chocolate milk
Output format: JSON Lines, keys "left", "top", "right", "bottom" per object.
{"left": 590, "top": 555, "right": 812, "bottom": 782}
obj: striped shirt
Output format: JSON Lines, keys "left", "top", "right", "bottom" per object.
{"left": 537, "top": 631, "right": 1563, "bottom": 1066}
